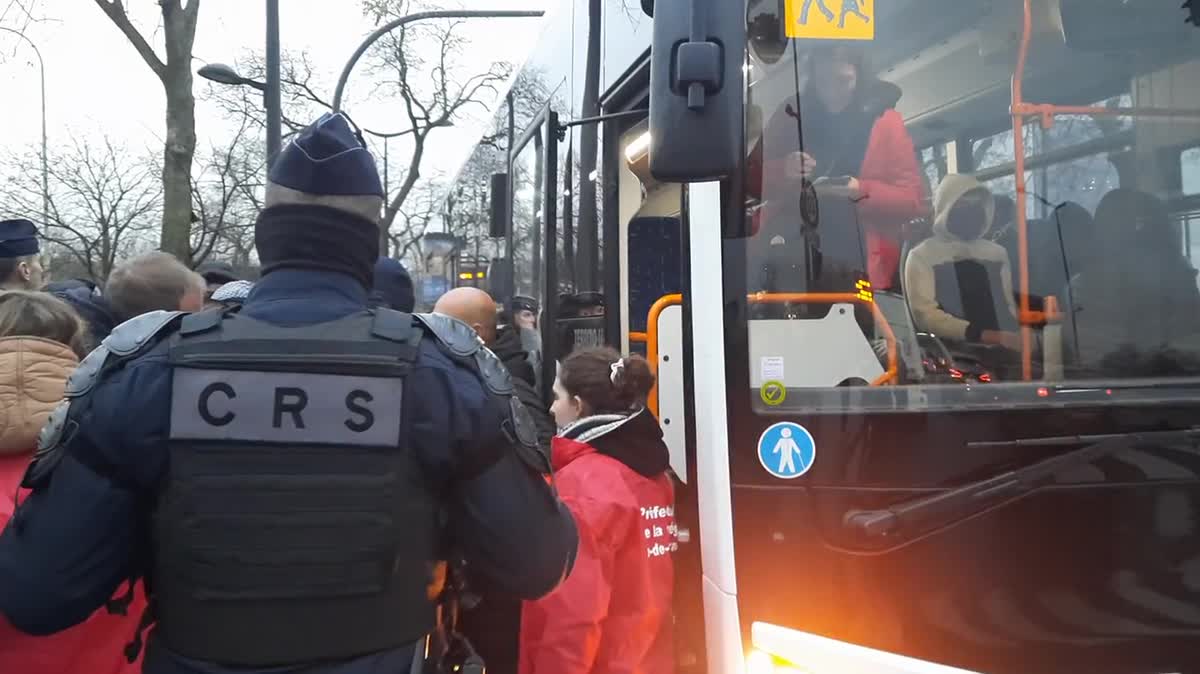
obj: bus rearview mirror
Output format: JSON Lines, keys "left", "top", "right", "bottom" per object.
{"left": 489, "top": 173, "right": 509, "bottom": 238}
{"left": 649, "top": 0, "right": 744, "bottom": 182}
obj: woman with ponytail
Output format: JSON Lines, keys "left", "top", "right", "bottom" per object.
{"left": 519, "top": 347, "right": 676, "bottom": 674}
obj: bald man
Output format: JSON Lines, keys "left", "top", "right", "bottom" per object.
{"left": 434, "top": 288, "right": 554, "bottom": 448}
{"left": 434, "top": 288, "right": 555, "bottom": 674}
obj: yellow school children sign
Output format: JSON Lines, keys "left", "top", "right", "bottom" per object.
{"left": 785, "top": 0, "right": 875, "bottom": 41}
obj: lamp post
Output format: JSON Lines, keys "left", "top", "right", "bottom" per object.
{"left": 265, "top": 0, "right": 281, "bottom": 162}
{"left": 331, "top": 9, "right": 545, "bottom": 113}
{"left": 197, "top": 0, "right": 282, "bottom": 162}
{"left": 0, "top": 27, "right": 48, "bottom": 231}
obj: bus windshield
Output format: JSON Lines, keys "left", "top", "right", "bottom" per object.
{"left": 740, "top": 0, "right": 1200, "bottom": 412}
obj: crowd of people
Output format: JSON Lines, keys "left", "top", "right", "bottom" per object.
{"left": 0, "top": 111, "right": 678, "bottom": 674}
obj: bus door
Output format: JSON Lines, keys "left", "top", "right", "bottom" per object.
{"left": 602, "top": 72, "right": 713, "bottom": 672}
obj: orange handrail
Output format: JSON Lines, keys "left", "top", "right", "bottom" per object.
{"left": 1012, "top": 0, "right": 1035, "bottom": 381}
{"left": 645, "top": 294, "right": 683, "bottom": 417}
{"left": 746, "top": 292, "right": 899, "bottom": 386}
{"left": 638, "top": 291, "right": 899, "bottom": 416}
{"left": 1006, "top": 1, "right": 1196, "bottom": 378}
{"left": 629, "top": 331, "right": 648, "bottom": 343}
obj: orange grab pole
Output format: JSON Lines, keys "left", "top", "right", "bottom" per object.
{"left": 629, "top": 331, "right": 648, "bottom": 343}
{"left": 645, "top": 294, "right": 683, "bottom": 417}
{"left": 1012, "top": 0, "right": 1035, "bottom": 381}
{"left": 745, "top": 292, "right": 899, "bottom": 386}
{"left": 641, "top": 291, "right": 901, "bottom": 415}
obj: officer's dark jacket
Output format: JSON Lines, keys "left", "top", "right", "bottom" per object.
{"left": 490, "top": 326, "right": 555, "bottom": 452}
{"left": 0, "top": 270, "right": 578, "bottom": 674}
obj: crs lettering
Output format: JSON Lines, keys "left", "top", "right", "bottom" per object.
{"left": 197, "top": 382, "right": 376, "bottom": 432}
{"left": 172, "top": 369, "right": 404, "bottom": 447}
{"left": 641, "top": 503, "right": 678, "bottom": 558}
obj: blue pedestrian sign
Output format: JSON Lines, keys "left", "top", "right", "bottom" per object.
{"left": 757, "top": 422, "right": 816, "bottom": 479}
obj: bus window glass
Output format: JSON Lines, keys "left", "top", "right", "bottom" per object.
{"left": 741, "top": 0, "right": 1200, "bottom": 412}
{"left": 1184, "top": 146, "right": 1200, "bottom": 196}
{"left": 919, "top": 145, "right": 947, "bottom": 198}
{"left": 511, "top": 129, "right": 545, "bottom": 303}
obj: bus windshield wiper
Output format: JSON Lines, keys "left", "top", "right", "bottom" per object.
{"left": 844, "top": 429, "right": 1200, "bottom": 539}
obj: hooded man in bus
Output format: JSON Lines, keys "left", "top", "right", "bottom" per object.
{"left": 747, "top": 44, "right": 925, "bottom": 292}
{"left": 904, "top": 174, "right": 1022, "bottom": 360}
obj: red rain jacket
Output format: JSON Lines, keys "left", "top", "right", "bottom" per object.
{"left": 519, "top": 411, "right": 675, "bottom": 674}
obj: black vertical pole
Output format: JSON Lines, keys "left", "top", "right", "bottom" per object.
{"left": 541, "top": 111, "right": 560, "bottom": 403}
{"left": 265, "top": 0, "right": 282, "bottom": 164}
{"left": 505, "top": 92, "right": 517, "bottom": 302}
{"left": 563, "top": 139, "right": 575, "bottom": 286}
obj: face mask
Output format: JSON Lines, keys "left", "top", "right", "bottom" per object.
{"left": 945, "top": 195, "right": 990, "bottom": 241}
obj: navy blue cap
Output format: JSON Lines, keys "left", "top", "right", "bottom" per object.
{"left": 370, "top": 257, "right": 415, "bottom": 313}
{"left": 197, "top": 260, "right": 239, "bottom": 285}
{"left": 268, "top": 113, "right": 384, "bottom": 198}
{"left": 0, "top": 219, "right": 39, "bottom": 258}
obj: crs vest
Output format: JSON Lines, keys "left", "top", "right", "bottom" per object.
{"left": 154, "top": 308, "right": 437, "bottom": 667}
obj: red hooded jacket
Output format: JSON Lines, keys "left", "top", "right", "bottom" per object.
{"left": 519, "top": 410, "right": 675, "bottom": 674}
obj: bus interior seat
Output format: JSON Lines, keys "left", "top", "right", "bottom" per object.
{"left": 873, "top": 290, "right": 926, "bottom": 383}
{"left": 1064, "top": 189, "right": 1200, "bottom": 375}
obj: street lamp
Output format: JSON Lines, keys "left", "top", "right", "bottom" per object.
{"left": 197, "top": 0, "right": 281, "bottom": 162}
{"left": 0, "top": 27, "right": 48, "bottom": 232}
{"left": 197, "top": 63, "right": 265, "bottom": 91}
{"left": 331, "top": 9, "right": 545, "bottom": 113}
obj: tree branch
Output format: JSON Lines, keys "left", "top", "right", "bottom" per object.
{"left": 93, "top": 0, "right": 167, "bottom": 80}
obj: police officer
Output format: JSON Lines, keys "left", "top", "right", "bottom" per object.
{"left": 0, "top": 112, "right": 578, "bottom": 674}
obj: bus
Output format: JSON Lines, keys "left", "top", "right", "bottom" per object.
{"left": 446, "top": 1, "right": 1200, "bottom": 672}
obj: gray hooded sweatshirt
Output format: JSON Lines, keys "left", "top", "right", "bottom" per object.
{"left": 903, "top": 174, "right": 1018, "bottom": 341}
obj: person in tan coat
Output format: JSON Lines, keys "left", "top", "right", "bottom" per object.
{"left": 0, "top": 291, "right": 147, "bottom": 674}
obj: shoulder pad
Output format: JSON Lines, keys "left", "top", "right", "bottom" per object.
{"left": 106, "top": 310, "right": 186, "bottom": 357}
{"left": 414, "top": 313, "right": 484, "bottom": 358}
{"left": 65, "top": 310, "right": 183, "bottom": 398}
{"left": 475, "top": 346, "right": 515, "bottom": 398}
{"left": 65, "top": 343, "right": 110, "bottom": 398}
{"left": 22, "top": 401, "right": 73, "bottom": 489}
{"left": 508, "top": 397, "right": 550, "bottom": 473}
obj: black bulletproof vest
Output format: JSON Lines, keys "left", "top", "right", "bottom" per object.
{"left": 155, "top": 308, "right": 438, "bottom": 667}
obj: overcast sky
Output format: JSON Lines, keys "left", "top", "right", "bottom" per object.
{"left": 0, "top": 1, "right": 549, "bottom": 189}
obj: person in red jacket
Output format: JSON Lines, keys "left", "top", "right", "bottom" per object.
{"left": 520, "top": 347, "right": 675, "bottom": 674}
{"left": 749, "top": 44, "right": 924, "bottom": 290}
{"left": 0, "top": 290, "right": 146, "bottom": 674}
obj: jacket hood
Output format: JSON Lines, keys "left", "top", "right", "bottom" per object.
{"left": 490, "top": 324, "right": 536, "bottom": 387}
{"left": 0, "top": 337, "right": 77, "bottom": 455}
{"left": 932, "top": 173, "right": 995, "bottom": 240}
{"left": 553, "top": 408, "right": 670, "bottom": 478}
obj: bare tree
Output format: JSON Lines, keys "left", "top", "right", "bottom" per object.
{"left": 205, "top": 49, "right": 335, "bottom": 143}
{"left": 360, "top": 0, "right": 512, "bottom": 246}
{"left": 0, "top": 138, "right": 161, "bottom": 280}
{"left": 0, "top": 0, "right": 39, "bottom": 34}
{"left": 388, "top": 177, "right": 442, "bottom": 268}
{"left": 191, "top": 119, "right": 264, "bottom": 268}
{"left": 92, "top": 0, "right": 199, "bottom": 264}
